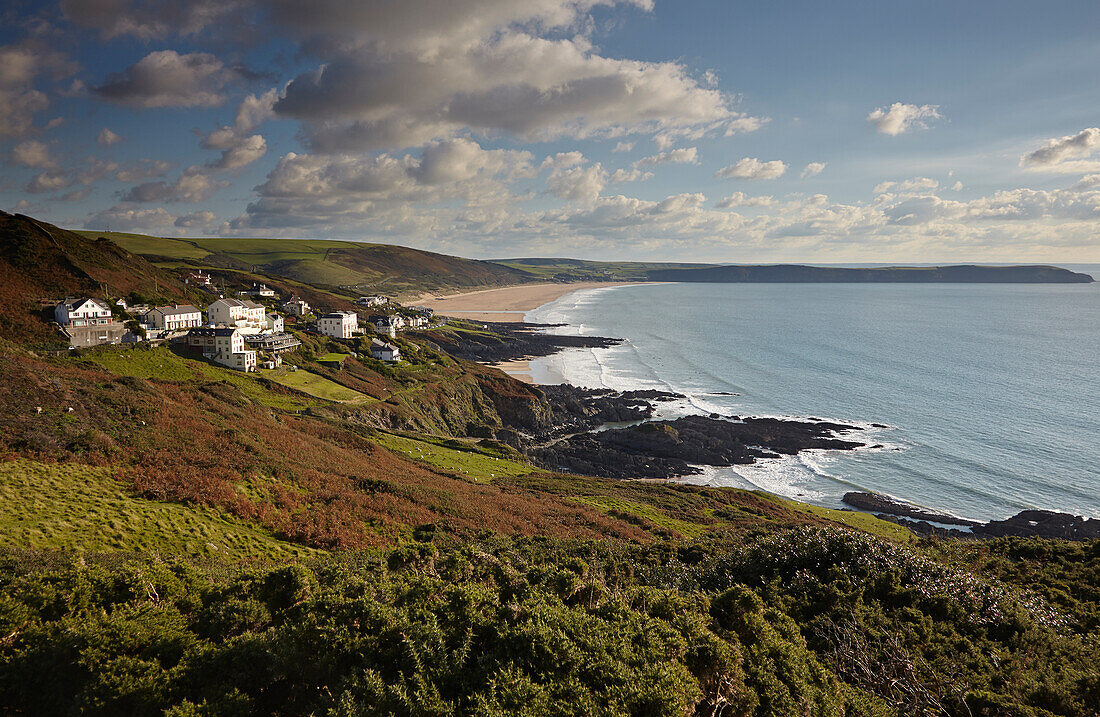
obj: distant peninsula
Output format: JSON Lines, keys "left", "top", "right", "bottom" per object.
{"left": 645, "top": 264, "right": 1094, "bottom": 283}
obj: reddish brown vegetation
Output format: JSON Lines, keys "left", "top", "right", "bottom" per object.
{"left": 0, "top": 211, "right": 198, "bottom": 344}
{"left": 0, "top": 347, "right": 647, "bottom": 548}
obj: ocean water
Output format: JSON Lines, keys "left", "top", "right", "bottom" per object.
{"left": 526, "top": 276, "right": 1100, "bottom": 521}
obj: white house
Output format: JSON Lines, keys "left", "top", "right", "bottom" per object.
{"left": 405, "top": 315, "right": 429, "bottom": 329}
{"left": 370, "top": 314, "right": 406, "bottom": 330}
{"left": 146, "top": 304, "right": 203, "bottom": 332}
{"left": 206, "top": 298, "right": 266, "bottom": 334}
{"left": 241, "top": 282, "right": 276, "bottom": 298}
{"left": 318, "top": 311, "right": 358, "bottom": 339}
{"left": 282, "top": 298, "right": 310, "bottom": 316}
{"left": 356, "top": 295, "right": 387, "bottom": 307}
{"left": 55, "top": 298, "right": 114, "bottom": 327}
{"left": 266, "top": 313, "right": 284, "bottom": 333}
{"left": 370, "top": 338, "right": 401, "bottom": 362}
{"left": 187, "top": 327, "right": 257, "bottom": 372}
{"left": 183, "top": 271, "right": 212, "bottom": 287}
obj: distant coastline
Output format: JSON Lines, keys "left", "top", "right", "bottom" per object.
{"left": 646, "top": 263, "right": 1094, "bottom": 283}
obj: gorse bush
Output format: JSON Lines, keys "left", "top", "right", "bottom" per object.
{"left": 1, "top": 530, "right": 1096, "bottom": 716}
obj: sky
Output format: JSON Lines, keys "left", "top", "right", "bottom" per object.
{"left": 2, "top": 0, "right": 1100, "bottom": 262}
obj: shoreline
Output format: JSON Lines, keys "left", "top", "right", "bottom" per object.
{"left": 418, "top": 281, "right": 639, "bottom": 383}
{"left": 427, "top": 282, "right": 1100, "bottom": 534}
{"left": 411, "top": 281, "right": 630, "bottom": 323}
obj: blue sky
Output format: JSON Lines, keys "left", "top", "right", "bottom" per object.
{"left": 2, "top": 0, "right": 1100, "bottom": 261}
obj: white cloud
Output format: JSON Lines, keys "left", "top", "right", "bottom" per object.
{"left": 94, "top": 50, "right": 240, "bottom": 108}
{"left": 25, "top": 171, "right": 73, "bottom": 193}
{"left": 0, "top": 42, "right": 75, "bottom": 138}
{"left": 866, "top": 102, "right": 942, "bottom": 136}
{"left": 11, "top": 140, "right": 56, "bottom": 169}
{"left": 716, "top": 192, "right": 773, "bottom": 208}
{"left": 715, "top": 157, "right": 787, "bottom": 180}
{"left": 200, "top": 90, "right": 278, "bottom": 169}
{"left": 800, "top": 162, "right": 826, "bottom": 179}
{"left": 121, "top": 166, "right": 227, "bottom": 203}
{"left": 1020, "top": 127, "right": 1100, "bottom": 171}
{"left": 723, "top": 116, "right": 769, "bottom": 135}
{"left": 97, "top": 128, "right": 122, "bottom": 146}
{"left": 114, "top": 159, "right": 172, "bottom": 182}
{"left": 86, "top": 205, "right": 177, "bottom": 233}
{"left": 873, "top": 177, "right": 939, "bottom": 195}
{"left": 546, "top": 164, "right": 607, "bottom": 204}
{"left": 61, "top": 0, "right": 236, "bottom": 40}
{"left": 608, "top": 168, "right": 651, "bottom": 183}
{"left": 1074, "top": 174, "right": 1100, "bottom": 190}
{"left": 633, "top": 146, "right": 698, "bottom": 168}
{"left": 611, "top": 141, "right": 634, "bottom": 153}
{"left": 174, "top": 210, "right": 219, "bottom": 231}
{"left": 274, "top": 6, "right": 739, "bottom": 152}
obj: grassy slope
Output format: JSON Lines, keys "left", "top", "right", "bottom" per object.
{"left": 0, "top": 213, "right": 201, "bottom": 346}
{"left": 0, "top": 459, "right": 314, "bottom": 559}
{"left": 79, "top": 230, "right": 539, "bottom": 295}
{"left": 496, "top": 257, "right": 712, "bottom": 281}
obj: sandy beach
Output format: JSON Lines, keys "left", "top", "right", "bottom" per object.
{"left": 409, "top": 281, "right": 628, "bottom": 383}
{"left": 410, "top": 281, "right": 623, "bottom": 322}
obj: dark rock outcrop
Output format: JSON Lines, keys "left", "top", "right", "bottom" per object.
{"left": 971, "top": 510, "right": 1100, "bottom": 540}
{"left": 411, "top": 321, "right": 622, "bottom": 363}
{"left": 842, "top": 492, "right": 981, "bottom": 526}
{"left": 527, "top": 414, "right": 864, "bottom": 480}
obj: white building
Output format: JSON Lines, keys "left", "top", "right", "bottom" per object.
{"left": 146, "top": 304, "right": 203, "bottom": 332}
{"left": 282, "top": 298, "right": 310, "bottom": 316}
{"left": 187, "top": 327, "right": 257, "bottom": 372}
{"left": 266, "top": 313, "right": 284, "bottom": 333}
{"left": 183, "top": 271, "right": 212, "bottom": 287}
{"left": 54, "top": 298, "right": 114, "bottom": 327}
{"left": 356, "top": 295, "right": 387, "bottom": 307}
{"left": 249, "top": 283, "right": 276, "bottom": 298}
{"left": 370, "top": 339, "right": 401, "bottom": 362}
{"left": 206, "top": 298, "right": 266, "bottom": 334}
{"left": 319, "top": 311, "right": 358, "bottom": 339}
{"left": 405, "top": 315, "right": 429, "bottom": 329}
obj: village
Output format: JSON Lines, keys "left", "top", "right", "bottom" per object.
{"left": 51, "top": 272, "right": 438, "bottom": 372}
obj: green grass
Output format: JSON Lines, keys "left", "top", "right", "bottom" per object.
{"left": 77, "top": 346, "right": 318, "bottom": 411}
{"left": 762, "top": 495, "right": 917, "bottom": 543}
{"left": 316, "top": 352, "right": 349, "bottom": 363}
{"left": 568, "top": 495, "right": 707, "bottom": 538}
{"left": 372, "top": 432, "right": 534, "bottom": 482}
{"left": 263, "top": 367, "right": 371, "bottom": 404}
{"left": 0, "top": 459, "right": 315, "bottom": 559}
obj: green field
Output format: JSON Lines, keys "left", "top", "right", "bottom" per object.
{"left": 77, "top": 346, "right": 319, "bottom": 410}
{"left": 372, "top": 432, "right": 534, "bottom": 482}
{"left": 0, "top": 459, "right": 314, "bottom": 559}
{"left": 75, "top": 230, "right": 535, "bottom": 294}
{"left": 262, "top": 366, "right": 371, "bottom": 404}
{"left": 496, "top": 257, "right": 712, "bottom": 281}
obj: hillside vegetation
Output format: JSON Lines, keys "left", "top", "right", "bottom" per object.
{"left": 0, "top": 212, "right": 201, "bottom": 345}
{"left": 79, "top": 231, "right": 539, "bottom": 296}
{"left": 2, "top": 212, "right": 1098, "bottom": 715}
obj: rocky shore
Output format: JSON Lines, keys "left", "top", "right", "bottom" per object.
{"left": 520, "top": 409, "right": 865, "bottom": 480}
{"left": 842, "top": 491, "right": 981, "bottom": 526}
{"left": 845, "top": 492, "right": 1100, "bottom": 541}
{"left": 412, "top": 321, "right": 622, "bottom": 363}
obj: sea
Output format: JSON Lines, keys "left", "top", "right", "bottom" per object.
{"left": 526, "top": 266, "right": 1100, "bottom": 522}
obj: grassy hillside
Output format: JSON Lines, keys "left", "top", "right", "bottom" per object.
{"left": 0, "top": 212, "right": 203, "bottom": 345}
{"left": 0, "top": 459, "right": 313, "bottom": 559}
{"left": 497, "top": 257, "right": 712, "bottom": 282}
{"left": 78, "top": 231, "right": 540, "bottom": 296}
